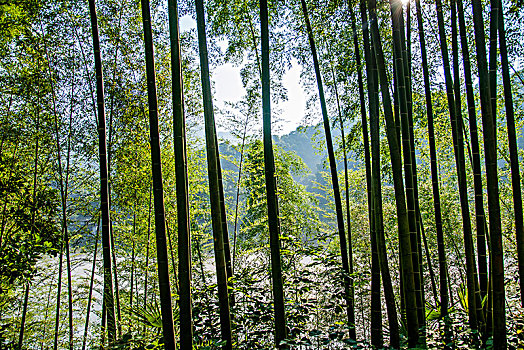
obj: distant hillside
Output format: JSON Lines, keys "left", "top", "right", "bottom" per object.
{"left": 273, "top": 125, "right": 327, "bottom": 175}
{"left": 218, "top": 125, "right": 331, "bottom": 177}
{"left": 218, "top": 124, "right": 351, "bottom": 184}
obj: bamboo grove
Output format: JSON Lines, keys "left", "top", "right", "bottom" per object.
{"left": 1, "top": 0, "right": 524, "bottom": 349}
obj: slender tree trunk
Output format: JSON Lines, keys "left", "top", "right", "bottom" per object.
{"left": 487, "top": 0, "right": 506, "bottom": 346}
{"left": 143, "top": 185, "right": 152, "bottom": 311}
{"left": 106, "top": 8, "right": 124, "bottom": 333}
{"left": 82, "top": 217, "right": 100, "bottom": 350}
{"left": 369, "top": 193, "right": 382, "bottom": 349}
{"left": 389, "top": 0, "right": 424, "bottom": 334}
{"left": 392, "top": 51, "right": 401, "bottom": 151}
{"left": 451, "top": 1, "right": 485, "bottom": 329}
{"left": 370, "top": 53, "right": 402, "bottom": 348}
{"left": 109, "top": 222, "right": 121, "bottom": 337}
{"left": 41, "top": 265, "right": 55, "bottom": 350}
{"left": 456, "top": 0, "right": 489, "bottom": 301}
{"left": 194, "top": 0, "right": 233, "bottom": 347}
{"left": 370, "top": 59, "right": 400, "bottom": 349}
{"left": 87, "top": 0, "right": 117, "bottom": 343}
{"left": 367, "top": 0, "right": 419, "bottom": 345}
{"left": 140, "top": 1, "right": 177, "bottom": 348}
{"left": 216, "top": 133, "right": 233, "bottom": 281}
{"left": 359, "top": 5, "right": 402, "bottom": 345}
{"left": 62, "top": 70, "right": 75, "bottom": 350}
{"left": 17, "top": 282, "right": 29, "bottom": 350}
{"left": 101, "top": 298, "right": 106, "bottom": 347}
{"left": 18, "top": 103, "right": 42, "bottom": 349}
{"left": 416, "top": 0, "right": 450, "bottom": 341}
{"left": 346, "top": 3, "right": 377, "bottom": 341}
{"left": 53, "top": 241, "right": 64, "bottom": 350}
{"left": 358, "top": 3, "right": 382, "bottom": 346}
{"left": 215, "top": 131, "right": 235, "bottom": 307}
{"left": 260, "top": 0, "right": 287, "bottom": 346}
{"left": 166, "top": 221, "right": 179, "bottom": 294}
{"left": 232, "top": 12, "right": 262, "bottom": 274}
{"left": 471, "top": 0, "right": 506, "bottom": 344}
{"left": 232, "top": 113, "right": 249, "bottom": 273}
{"left": 331, "top": 67, "right": 356, "bottom": 339}
{"left": 390, "top": 8, "right": 405, "bottom": 329}
{"left": 419, "top": 218, "right": 438, "bottom": 306}
{"left": 167, "top": 0, "right": 193, "bottom": 346}
{"left": 435, "top": 0, "right": 483, "bottom": 331}
{"left": 130, "top": 211, "right": 136, "bottom": 308}
{"left": 403, "top": 6, "right": 427, "bottom": 333}
{"left": 301, "top": 0, "right": 353, "bottom": 334}
{"left": 358, "top": 1, "right": 400, "bottom": 348}
{"left": 41, "top": 16, "right": 76, "bottom": 349}
{"left": 498, "top": 0, "right": 524, "bottom": 309}
{"left": 195, "top": 233, "right": 216, "bottom": 336}
{"left": 368, "top": 26, "right": 401, "bottom": 344}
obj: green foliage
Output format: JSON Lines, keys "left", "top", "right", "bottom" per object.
{"left": 127, "top": 304, "right": 164, "bottom": 330}
{"left": 0, "top": 0, "right": 41, "bottom": 56}
{"left": 0, "top": 154, "right": 60, "bottom": 297}
{"left": 240, "top": 139, "right": 323, "bottom": 246}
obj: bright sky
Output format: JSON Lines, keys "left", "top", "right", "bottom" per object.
{"left": 179, "top": 15, "right": 307, "bottom": 135}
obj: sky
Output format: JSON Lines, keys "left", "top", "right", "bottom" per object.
{"left": 179, "top": 15, "right": 307, "bottom": 136}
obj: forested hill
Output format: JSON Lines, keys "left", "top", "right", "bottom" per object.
{"left": 219, "top": 124, "right": 350, "bottom": 185}
{"left": 273, "top": 126, "right": 327, "bottom": 174}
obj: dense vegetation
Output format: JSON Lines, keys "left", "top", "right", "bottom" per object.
{"left": 1, "top": 0, "right": 524, "bottom": 348}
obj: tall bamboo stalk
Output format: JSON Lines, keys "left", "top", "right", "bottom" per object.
{"left": 61, "top": 62, "right": 76, "bottom": 350}
{"left": 81, "top": 216, "right": 100, "bottom": 350}
{"left": 18, "top": 102, "right": 42, "bottom": 349}
{"left": 389, "top": 0, "right": 424, "bottom": 332}
{"left": 451, "top": 0, "right": 487, "bottom": 329}
{"left": 53, "top": 241, "right": 63, "bottom": 350}
{"left": 361, "top": 3, "right": 401, "bottom": 342}
{"left": 140, "top": 0, "right": 177, "bottom": 347}
{"left": 402, "top": 4, "right": 428, "bottom": 330}
{"left": 435, "top": 0, "right": 483, "bottom": 331}
{"left": 194, "top": 0, "right": 233, "bottom": 347}
{"left": 471, "top": 0, "right": 505, "bottom": 343}
{"left": 357, "top": 3, "right": 383, "bottom": 346}
{"left": 166, "top": 222, "right": 179, "bottom": 294}
{"left": 367, "top": 0, "right": 419, "bottom": 345}
{"left": 330, "top": 67, "right": 356, "bottom": 339}
{"left": 130, "top": 210, "right": 136, "bottom": 308}
{"left": 167, "top": 0, "right": 193, "bottom": 346}
{"left": 414, "top": 0, "right": 450, "bottom": 331}
{"left": 87, "top": 0, "right": 117, "bottom": 343}
{"left": 260, "top": 0, "right": 287, "bottom": 346}
{"left": 232, "top": 113, "right": 249, "bottom": 273}
{"left": 216, "top": 133, "right": 233, "bottom": 282}
{"left": 498, "top": 0, "right": 524, "bottom": 309}
{"left": 143, "top": 185, "right": 152, "bottom": 311}
{"left": 232, "top": 12, "right": 262, "bottom": 274}
{"left": 17, "top": 282, "right": 30, "bottom": 349}
{"left": 301, "top": 0, "right": 353, "bottom": 333}
{"left": 39, "top": 15, "right": 78, "bottom": 348}
{"left": 486, "top": 0, "right": 506, "bottom": 346}
{"left": 105, "top": 6, "right": 125, "bottom": 332}
{"left": 456, "top": 0, "right": 489, "bottom": 300}
{"left": 346, "top": 3, "right": 371, "bottom": 340}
